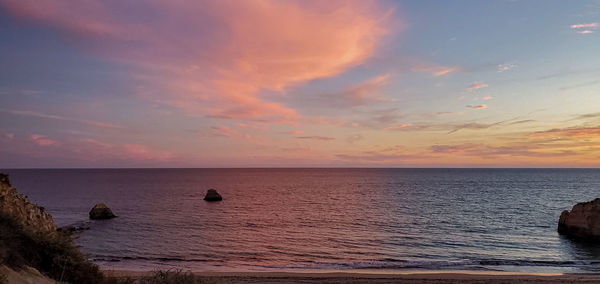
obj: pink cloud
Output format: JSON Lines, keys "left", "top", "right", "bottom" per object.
{"left": 467, "top": 83, "right": 488, "bottom": 91}
{"left": 384, "top": 123, "right": 411, "bottom": 130}
{"left": 466, "top": 105, "right": 487, "bottom": 109}
{"left": 482, "top": 96, "right": 492, "bottom": 100}
{"left": 29, "top": 134, "right": 58, "bottom": 146}
{"left": 411, "top": 63, "right": 462, "bottom": 77}
{"left": 237, "top": 123, "right": 267, "bottom": 131}
{"left": 290, "top": 130, "right": 303, "bottom": 135}
{"left": 576, "top": 30, "right": 594, "bottom": 34}
{"left": 571, "top": 23, "right": 598, "bottom": 29}
{"left": 2, "top": 1, "right": 395, "bottom": 124}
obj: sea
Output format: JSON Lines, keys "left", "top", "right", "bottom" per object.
{"left": 4, "top": 168, "right": 600, "bottom": 273}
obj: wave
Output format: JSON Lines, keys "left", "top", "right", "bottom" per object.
{"left": 91, "top": 255, "right": 600, "bottom": 272}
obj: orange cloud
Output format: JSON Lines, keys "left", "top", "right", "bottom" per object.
{"left": 384, "top": 123, "right": 411, "bottom": 130}
{"left": 467, "top": 83, "right": 488, "bottom": 91}
{"left": 482, "top": 96, "right": 492, "bottom": 100}
{"left": 411, "top": 63, "right": 461, "bottom": 76}
{"left": 3, "top": 1, "right": 395, "bottom": 123}
{"left": 530, "top": 125, "right": 600, "bottom": 139}
{"left": 466, "top": 105, "right": 487, "bottom": 109}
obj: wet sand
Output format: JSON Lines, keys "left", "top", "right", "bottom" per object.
{"left": 104, "top": 270, "right": 600, "bottom": 283}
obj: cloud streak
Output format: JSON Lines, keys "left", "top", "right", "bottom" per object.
{"left": 571, "top": 22, "right": 598, "bottom": 34}
{"left": 296, "top": 136, "right": 335, "bottom": 141}
{"left": 466, "top": 105, "right": 487, "bottom": 109}
{"left": 411, "top": 63, "right": 462, "bottom": 76}
{"left": 0, "top": 109, "right": 125, "bottom": 129}
{"left": 467, "top": 83, "right": 488, "bottom": 91}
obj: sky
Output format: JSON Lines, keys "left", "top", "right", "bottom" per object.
{"left": 1, "top": 0, "right": 600, "bottom": 168}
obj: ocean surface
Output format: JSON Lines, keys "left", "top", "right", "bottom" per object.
{"left": 4, "top": 168, "right": 600, "bottom": 273}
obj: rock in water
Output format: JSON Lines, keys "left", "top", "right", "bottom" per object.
{"left": 558, "top": 198, "right": 600, "bottom": 240}
{"left": 89, "top": 203, "right": 116, "bottom": 219}
{"left": 204, "top": 189, "right": 222, "bottom": 202}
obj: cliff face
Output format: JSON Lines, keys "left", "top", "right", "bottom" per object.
{"left": 0, "top": 172, "right": 56, "bottom": 233}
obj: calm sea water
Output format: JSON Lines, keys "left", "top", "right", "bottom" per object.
{"left": 4, "top": 168, "right": 600, "bottom": 273}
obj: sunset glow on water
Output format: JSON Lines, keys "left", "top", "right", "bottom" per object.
{"left": 7, "top": 168, "right": 600, "bottom": 273}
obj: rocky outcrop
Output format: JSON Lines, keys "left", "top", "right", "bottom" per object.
{"left": 0, "top": 172, "right": 105, "bottom": 283}
{"left": 89, "top": 203, "right": 116, "bottom": 219}
{"left": 0, "top": 172, "right": 56, "bottom": 233}
{"left": 558, "top": 198, "right": 600, "bottom": 240}
{"left": 204, "top": 189, "right": 222, "bottom": 202}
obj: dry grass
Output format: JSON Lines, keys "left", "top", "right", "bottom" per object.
{"left": 0, "top": 212, "right": 105, "bottom": 283}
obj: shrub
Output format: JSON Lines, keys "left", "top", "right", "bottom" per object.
{"left": 0, "top": 212, "right": 105, "bottom": 283}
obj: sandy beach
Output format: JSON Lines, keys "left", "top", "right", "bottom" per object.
{"left": 104, "top": 270, "right": 600, "bottom": 283}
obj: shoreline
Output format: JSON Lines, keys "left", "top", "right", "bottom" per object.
{"left": 104, "top": 269, "right": 600, "bottom": 283}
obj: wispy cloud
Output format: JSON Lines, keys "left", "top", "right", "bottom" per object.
{"left": 29, "top": 134, "right": 58, "bottom": 146}
{"left": 572, "top": 112, "right": 600, "bottom": 120}
{"left": 430, "top": 143, "right": 575, "bottom": 158}
{"left": 466, "top": 104, "right": 487, "bottom": 109}
{"left": 384, "top": 123, "right": 411, "bottom": 130}
{"left": 571, "top": 23, "right": 598, "bottom": 29}
{"left": 0, "top": 109, "right": 125, "bottom": 129}
{"left": 560, "top": 79, "right": 600, "bottom": 91}
{"left": 508, "top": 119, "right": 535, "bottom": 125}
{"left": 411, "top": 63, "right": 462, "bottom": 77}
{"left": 296, "top": 136, "right": 335, "bottom": 141}
{"left": 447, "top": 121, "right": 501, "bottom": 134}
{"left": 530, "top": 125, "right": 600, "bottom": 139}
{"left": 467, "top": 83, "right": 488, "bottom": 91}
{"left": 482, "top": 96, "right": 492, "bottom": 100}
{"left": 571, "top": 22, "right": 598, "bottom": 34}
{"left": 497, "top": 62, "right": 517, "bottom": 72}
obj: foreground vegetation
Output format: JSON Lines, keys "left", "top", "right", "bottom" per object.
{"left": 0, "top": 212, "right": 104, "bottom": 283}
{"left": 0, "top": 214, "right": 209, "bottom": 283}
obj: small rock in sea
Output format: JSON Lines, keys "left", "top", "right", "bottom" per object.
{"left": 558, "top": 198, "right": 600, "bottom": 240}
{"left": 204, "top": 189, "right": 222, "bottom": 202}
{"left": 57, "top": 225, "right": 90, "bottom": 235}
{"left": 89, "top": 203, "right": 117, "bottom": 219}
